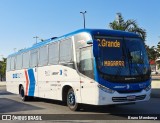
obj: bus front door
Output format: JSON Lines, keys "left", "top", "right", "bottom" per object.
{"left": 79, "top": 46, "right": 95, "bottom": 104}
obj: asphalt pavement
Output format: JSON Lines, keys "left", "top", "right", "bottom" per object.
{"left": 0, "top": 79, "right": 160, "bottom": 122}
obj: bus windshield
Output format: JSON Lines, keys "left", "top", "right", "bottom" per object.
{"left": 94, "top": 36, "right": 150, "bottom": 76}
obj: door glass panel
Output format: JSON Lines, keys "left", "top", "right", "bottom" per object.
{"left": 79, "top": 46, "right": 94, "bottom": 79}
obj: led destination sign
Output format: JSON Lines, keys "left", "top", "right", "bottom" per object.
{"left": 104, "top": 60, "right": 124, "bottom": 67}
{"left": 96, "top": 38, "right": 120, "bottom": 48}
{"left": 96, "top": 38, "right": 124, "bottom": 67}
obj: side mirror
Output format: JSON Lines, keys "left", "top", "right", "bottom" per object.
{"left": 93, "top": 40, "right": 99, "bottom": 57}
{"left": 87, "top": 40, "right": 93, "bottom": 44}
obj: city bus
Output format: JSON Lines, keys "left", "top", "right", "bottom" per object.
{"left": 6, "top": 29, "right": 151, "bottom": 111}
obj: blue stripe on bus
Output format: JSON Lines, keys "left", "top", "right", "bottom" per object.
{"left": 98, "top": 77, "right": 151, "bottom": 91}
{"left": 28, "top": 69, "right": 36, "bottom": 96}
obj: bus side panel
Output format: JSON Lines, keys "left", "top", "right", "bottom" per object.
{"left": 59, "top": 66, "right": 81, "bottom": 102}
{"left": 6, "top": 70, "right": 26, "bottom": 94}
{"left": 38, "top": 65, "right": 58, "bottom": 99}
{"left": 6, "top": 69, "right": 39, "bottom": 97}
{"left": 80, "top": 76, "right": 99, "bottom": 105}
{"left": 37, "top": 65, "right": 81, "bottom": 102}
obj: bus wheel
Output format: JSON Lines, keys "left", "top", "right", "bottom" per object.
{"left": 67, "top": 88, "right": 80, "bottom": 111}
{"left": 20, "top": 86, "right": 28, "bottom": 101}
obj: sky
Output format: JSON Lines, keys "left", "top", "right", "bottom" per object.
{"left": 0, "top": 0, "right": 160, "bottom": 58}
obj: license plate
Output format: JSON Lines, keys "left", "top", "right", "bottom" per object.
{"left": 127, "top": 95, "right": 136, "bottom": 100}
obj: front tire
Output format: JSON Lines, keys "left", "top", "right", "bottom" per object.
{"left": 67, "top": 88, "right": 80, "bottom": 111}
{"left": 20, "top": 86, "right": 28, "bottom": 101}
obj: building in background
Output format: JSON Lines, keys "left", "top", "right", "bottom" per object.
{"left": 156, "top": 57, "right": 160, "bottom": 72}
{"left": 150, "top": 60, "right": 156, "bottom": 72}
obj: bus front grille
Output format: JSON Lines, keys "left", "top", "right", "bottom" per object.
{"left": 117, "top": 89, "right": 143, "bottom": 93}
{"left": 112, "top": 95, "right": 146, "bottom": 102}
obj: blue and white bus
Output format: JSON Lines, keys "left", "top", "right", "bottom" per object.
{"left": 6, "top": 29, "right": 151, "bottom": 111}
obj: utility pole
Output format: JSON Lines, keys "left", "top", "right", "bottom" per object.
{"left": 33, "top": 36, "right": 39, "bottom": 44}
{"left": 80, "top": 11, "right": 87, "bottom": 29}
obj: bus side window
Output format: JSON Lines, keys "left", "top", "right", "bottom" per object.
{"left": 16, "top": 54, "right": 22, "bottom": 70}
{"left": 6, "top": 57, "right": 11, "bottom": 71}
{"left": 39, "top": 46, "right": 48, "bottom": 66}
{"left": 22, "top": 52, "right": 30, "bottom": 68}
{"left": 10, "top": 56, "right": 15, "bottom": 71}
{"left": 30, "top": 50, "right": 38, "bottom": 68}
{"left": 59, "top": 38, "right": 73, "bottom": 63}
{"left": 48, "top": 42, "right": 59, "bottom": 65}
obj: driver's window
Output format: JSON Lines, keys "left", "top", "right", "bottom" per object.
{"left": 79, "top": 46, "right": 94, "bottom": 79}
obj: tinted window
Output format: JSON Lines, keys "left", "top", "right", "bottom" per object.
{"left": 60, "top": 38, "right": 73, "bottom": 62}
{"left": 39, "top": 46, "right": 48, "bottom": 66}
{"left": 30, "top": 50, "right": 38, "bottom": 67}
{"left": 10, "top": 57, "right": 15, "bottom": 70}
{"left": 23, "top": 52, "right": 30, "bottom": 68}
{"left": 16, "top": 54, "right": 22, "bottom": 70}
{"left": 74, "top": 32, "right": 92, "bottom": 68}
{"left": 79, "top": 46, "right": 94, "bottom": 79}
{"left": 48, "top": 42, "right": 59, "bottom": 64}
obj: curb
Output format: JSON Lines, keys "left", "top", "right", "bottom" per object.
{"left": 151, "top": 89, "right": 160, "bottom": 98}
{"left": 151, "top": 80, "right": 160, "bottom": 98}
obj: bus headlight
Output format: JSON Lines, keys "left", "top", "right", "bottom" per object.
{"left": 98, "top": 84, "right": 115, "bottom": 94}
{"left": 144, "top": 85, "right": 151, "bottom": 91}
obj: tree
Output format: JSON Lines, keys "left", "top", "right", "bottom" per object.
{"left": 145, "top": 42, "right": 160, "bottom": 70}
{"left": 0, "top": 58, "right": 6, "bottom": 81}
{"left": 109, "top": 13, "right": 146, "bottom": 41}
{"left": 156, "top": 42, "right": 160, "bottom": 69}
{"left": 146, "top": 46, "right": 158, "bottom": 60}
{"left": 156, "top": 42, "right": 160, "bottom": 56}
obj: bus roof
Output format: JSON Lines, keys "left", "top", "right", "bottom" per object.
{"left": 8, "top": 29, "right": 140, "bottom": 57}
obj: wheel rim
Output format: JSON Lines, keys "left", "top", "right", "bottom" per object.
{"left": 68, "top": 91, "right": 75, "bottom": 106}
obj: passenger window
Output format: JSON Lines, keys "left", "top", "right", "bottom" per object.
{"left": 23, "top": 52, "right": 30, "bottom": 68}
{"left": 30, "top": 50, "right": 38, "bottom": 67}
{"left": 16, "top": 54, "right": 22, "bottom": 69}
{"left": 48, "top": 42, "right": 59, "bottom": 64}
{"left": 10, "top": 57, "right": 15, "bottom": 70}
{"left": 39, "top": 46, "right": 48, "bottom": 66}
{"left": 59, "top": 38, "right": 73, "bottom": 62}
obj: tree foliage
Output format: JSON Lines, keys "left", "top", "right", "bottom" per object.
{"left": 145, "top": 42, "right": 160, "bottom": 68}
{"left": 146, "top": 45, "right": 158, "bottom": 60}
{"left": 156, "top": 42, "right": 160, "bottom": 56}
{"left": 0, "top": 58, "right": 6, "bottom": 81}
{"left": 109, "top": 13, "right": 146, "bottom": 41}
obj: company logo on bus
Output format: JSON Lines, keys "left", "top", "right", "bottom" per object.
{"left": 45, "top": 70, "right": 63, "bottom": 76}
{"left": 12, "top": 73, "right": 23, "bottom": 78}
{"left": 126, "top": 84, "right": 130, "bottom": 89}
